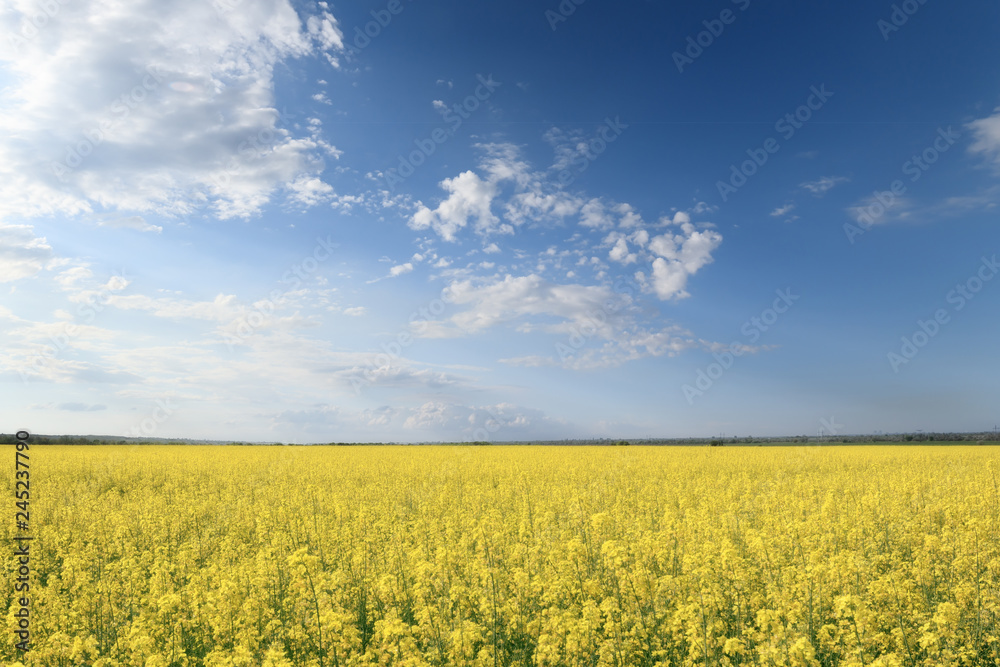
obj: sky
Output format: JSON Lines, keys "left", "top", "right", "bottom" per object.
{"left": 1, "top": 0, "right": 998, "bottom": 443}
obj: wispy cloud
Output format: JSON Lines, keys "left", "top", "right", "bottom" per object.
{"left": 770, "top": 203, "right": 796, "bottom": 217}
{"left": 969, "top": 108, "right": 1000, "bottom": 166}
{"left": 800, "top": 176, "right": 850, "bottom": 195}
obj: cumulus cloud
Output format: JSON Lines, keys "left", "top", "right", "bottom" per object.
{"left": 642, "top": 218, "right": 722, "bottom": 300}
{"left": 579, "top": 198, "right": 613, "bottom": 229}
{"left": 288, "top": 176, "right": 335, "bottom": 207}
{"left": 410, "top": 143, "right": 553, "bottom": 241}
{"left": 0, "top": 0, "right": 343, "bottom": 221}
{"left": 608, "top": 236, "right": 637, "bottom": 264}
{"left": 410, "top": 171, "right": 501, "bottom": 241}
{"left": 409, "top": 144, "right": 723, "bottom": 302}
{"left": 398, "top": 142, "right": 727, "bottom": 368}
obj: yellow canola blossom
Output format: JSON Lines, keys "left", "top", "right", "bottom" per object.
{"left": 3, "top": 445, "right": 999, "bottom": 666}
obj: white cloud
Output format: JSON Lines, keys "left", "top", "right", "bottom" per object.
{"left": 104, "top": 274, "right": 131, "bottom": 292}
{"left": 617, "top": 203, "right": 642, "bottom": 228}
{"left": 608, "top": 237, "right": 637, "bottom": 264}
{"left": 644, "top": 219, "right": 722, "bottom": 300}
{"left": 94, "top": 215, "right": 163, "bottom": 233}
{"left": 408, "top": 144, "right": 724, "bottom": 307}
{"left": 543, "top": 126, "right": 589, "bottom": 172}
{"left": 410, "top": 171, "right": 500, "bottom": 241}
{"left": 505, "top": 190, "right": 582, "bottom": 226}
{"left": 410, "top": 143, "right": 562, "bottom": 241}
{"left": 579, "top": 198, "right": 612, "bottom": 229}
{"left": 0, "top": 0, "right": 343, "bottom": 222}
{"left": 846, "top": 195, "right": 915, "bottom": 226}
{"left": 400, "top": 401, "right": 565, "bottom": 440}
{"left": 389, "top": 263, "right": 414, "bottom": 277}
{"left": 929, "top": 186, "right": 1000, "bottom": 215}
{"left": 770, "top": 203, "right": 796, "bottom": 217}
{"left": 407, "top": 145, "right": 725, "bottom": 306}
{"left": 415, "top": 273, "right": 628, "bottom": 340}
{"left": 800, "top": 176, "right": 849, "bottom": 195}
{"left": 969, "top": 108, "right": 1000, "bottom": 165}
{"left": 648, "top": 258, "right": 688, "bottom": 301}
{"left": 107, "top": 293, "right": 244, "bottom": 322}
{"left": 846, "top": 186, "right": 1000, "bottom": 227}
{"left": 342, "top": 306, "right": 366, "bottom": 316}
{"left": 305, "top": 11, "right": 344, "bottom": 60}
{"left": 0, "top": 223, "right": 55, "bottom": 282}
{"left": 499, "top": 321, "right": 705, "bottom": 371}
{"left": 288, "top": 176, "right": 335, "bottom": 207}
{"left": 54, "top": 266, "right": 94, "bottom": 289}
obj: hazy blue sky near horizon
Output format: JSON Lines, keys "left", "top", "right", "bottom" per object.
{"left": 1, "top": 0, "right": 998, "bottom": 442}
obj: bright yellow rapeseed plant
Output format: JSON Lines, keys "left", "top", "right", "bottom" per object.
{"left": 2, "top": 444, "right": 998, "bottom": 666}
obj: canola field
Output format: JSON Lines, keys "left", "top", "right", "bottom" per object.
{"left": 3, "top": 445, "right": 1000, "bottom": 666}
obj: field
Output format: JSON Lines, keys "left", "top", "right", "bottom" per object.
{"left": 4, "top": 445, "right": 1000, "bottom": 666}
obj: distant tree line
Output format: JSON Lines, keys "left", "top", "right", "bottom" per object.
{"left": 1, "top": 432, "right": 996, "bottom": 446}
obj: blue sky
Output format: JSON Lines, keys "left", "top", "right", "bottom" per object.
{"left": 1, "top": 0, "right": 998, "bottom": 442}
